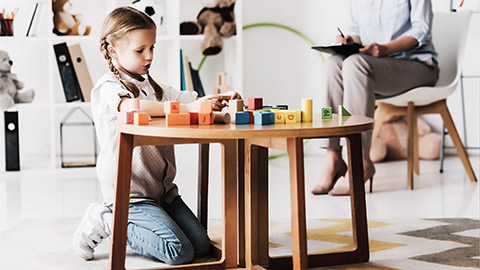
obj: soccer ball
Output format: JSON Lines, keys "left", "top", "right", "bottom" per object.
{"left": 131, "top": 0, "right": 165, "bottom": 33}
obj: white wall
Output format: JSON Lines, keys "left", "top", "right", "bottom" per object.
{"left": 242, "top": 0, "right": 480, "bottom": 149}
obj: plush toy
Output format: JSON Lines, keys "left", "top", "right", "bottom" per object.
{"left": 370, "top": 115, "right": 442, "bottom": 163}
{"left": 180, "top": 0, "right": 236, "bottom": 56}
{"left": 52, "top": 0, "right": 91, "bottom": 36}
{"left": 131, "top": 0, "right": 165, "bottom": 34}
{"left": 0, "top": 50, "right": 35, "bottom": 111}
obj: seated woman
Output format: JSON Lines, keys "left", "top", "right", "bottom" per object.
{"left": 312, "top": 0, "right": 439, "bottom": 196}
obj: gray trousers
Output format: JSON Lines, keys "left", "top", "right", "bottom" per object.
{"left": 324, "top": 54, "right": 439, "bottom": 150}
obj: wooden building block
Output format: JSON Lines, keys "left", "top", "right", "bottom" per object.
{"left": 321, "top": 107, "right": 332, "bottom": 119}
{"left": 285, "top": 111, "right": 297, "bottom": 124}
{"left": 248, "top": 98, "right": 263, "bottom": 111}
{"left": 246, "top": 111, "right": 254, "bottom": 123}
{"left": 234, "top": 112, "right": 250, "bottom": 124}
{"left": 199, "top": 113, "right": 211, "bottom": 125}
{"left": 295, "top": 110, "right": 302, "bottom": 122}
{"left": 200, "top": 101, "right": 213, "bottom": 114}
{"left": 301, "top": 99, "right": 313, "bottom": 122}
{"left": 274, "top": 104, "right": 288, "bottom": 110}
{"left": 338, "top": 105, "right": 351, "bottom": 117}
{"left": 117, "top": 111, "right": 134, "bottom": 124}
{"left": 134, "top": 112, "right": 150, "bottom": 125}
{"left": 164, "top": 101, "right": 180, "bottom": 114}
{"left": 254, "top": 111, "right": 274, "bottom": 125}
{"left": 274, "top": 111, "right": 285, "bottom": 124}
{"left": 214, "top": 72, "right": 230, "bottom": 94}
{"left": 189, "top": 112, "right": 199, "bottom": 125}
{"left": 229, "top": 99, "right": 244, "bottom": 115}
{"left": 166, "top": 113, "right": 190, "bottom": 126}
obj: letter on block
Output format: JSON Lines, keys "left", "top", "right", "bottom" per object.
{"left": 248, "top": 98, "right": 263, "bottom": 110}
{"left": 235, "top": 112, "right": 250, "bottom": 124}
{"left": 117, "top": 111, "right": 134, "bottom": 124}
{"left": 321, "top": 107, "right": 332, "bottom": 119}
{"left": 338, "top": 105, "right": 351, "bottom": 117}
{"left": 200, "top": 101, "right": 213, "bottom": 114}
{"left": 199, "top": 113, "right": 211, "bottom": 125}
{"left": 229, "top": 99, "right": 244, "bottom": 115}
{"left": 189, "top": 112, "right": 199, "bottom": 125}
{"left": 274, "top": 111, "right": 285, "bottom": 124}
{"left": 285, "top": 111, "right": 297, "bottom": 124}
{"left": 134, "top": 112, "right": 150, "bottom": 125}
{"left": 301, "top": 99, "right": 313, "bottom": 122}
{"left": 166, "top": 113, "right": 190, "bottom": 126}
{"left": 165, "top": 101, "right": 180, "bottom": 114}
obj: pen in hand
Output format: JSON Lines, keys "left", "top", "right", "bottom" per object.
{"left": 337, "top": 27, "right": 345, "bottom": 38}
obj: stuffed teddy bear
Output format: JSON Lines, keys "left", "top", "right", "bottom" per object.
{"left": 52, "top": 0, "right": 91, "bottom": 36}
{"left": 180, "top": 0, "right": 236, "bottom": 56}
{"left": 370, "top": 115, "right": 442, "bottom": 163}
{"left": 0, "top": 50, "right": 35, "bottom": 111}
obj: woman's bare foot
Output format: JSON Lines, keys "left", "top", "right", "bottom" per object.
{"left": 311, "top": 149, "right": 348, "bottom": 195}
{"left": 329, "top": 148, "right": 376, "bottom": 196}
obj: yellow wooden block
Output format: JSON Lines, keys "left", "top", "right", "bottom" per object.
{"left": 134, "top": 112, "right": 150, "bottom": 125}
{"left": 301, "top": 99, "right": 313, "bottom": 122}
{"left": 285, "top": 111, "right": 297, "bottom": 124}
{"left": 166, "top": 113, "right": 190, "bottom": 126}
{"left": 295, "top": 110, "right": 302, "bottom": 122}
{"left": 274, "top": 111, "right": 285, "bottom": 124}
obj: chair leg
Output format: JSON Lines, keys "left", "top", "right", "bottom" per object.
{"left": 438, "top": 101, "right": 478, "bottom": 182}
{"left": 440, "top": 124, "right": 446, "bottom": 173}
{"left": 371, "top": 103, "right": 388, "bottom": 147}
{"left": 407, "top": 102, "right": 415, "bottom": 189}
{"left": 414, "top": 116, "right": 420, "bottom": 175}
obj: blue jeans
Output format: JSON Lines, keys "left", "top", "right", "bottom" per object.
{"left": 108, "top": 197, "right": 211, "bottom": 265}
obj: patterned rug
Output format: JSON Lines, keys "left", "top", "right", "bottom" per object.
{"left": 0, "top": 218, "right": 478, "bottom": 269}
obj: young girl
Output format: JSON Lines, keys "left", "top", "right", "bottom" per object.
{"left": 73, "top": 6, "right": 240, "bottom": 265}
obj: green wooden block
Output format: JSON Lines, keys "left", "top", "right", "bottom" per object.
{"left": 321, "top": 107, "right": 332, "bottom": 119}
{"left": 338, "top": 105, "right": 351, "bottom": 117}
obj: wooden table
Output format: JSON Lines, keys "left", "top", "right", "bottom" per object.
{"left": 110, "top": 114, "right": 373, "bottom": 270}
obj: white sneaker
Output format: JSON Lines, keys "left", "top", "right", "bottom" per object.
{"left": 73, "top": 203, "right": 112, "bottom": 260}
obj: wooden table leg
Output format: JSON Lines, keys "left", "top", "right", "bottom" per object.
{"left": 110, "top": 133, "right": 134, "bottom": 270}
{"left": 221, "top": 140, "right": 238, "bottom": 268}
{"left": 287, "top": 138, "right": 308, "bottom": 270}
{"left": 346, "top": 133, "right": 370, "bottom": 262}
{"left": 198, "top": 144, "right": 210, "bottom": 230}
{"left": 237, "top": 139, "right": 246, "bottom": 268}
{"left": 245, "top": 141, "right": 269, "bottom": 270}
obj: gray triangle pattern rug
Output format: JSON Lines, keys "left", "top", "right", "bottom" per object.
{"left": 0, "top": 218, "right": 478, "bottom": 269}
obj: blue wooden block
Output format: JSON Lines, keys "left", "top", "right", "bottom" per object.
{"left": 235, "top": 112, "right": 250, "bottom": 124}
{"left": 254, "top": 111, "right": 274, "bottom": 125}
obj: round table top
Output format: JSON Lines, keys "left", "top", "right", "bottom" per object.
{"left": 118, "top": 114, "right": 374, "bottom": 139}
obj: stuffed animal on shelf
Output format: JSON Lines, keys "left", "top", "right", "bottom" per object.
{"left": 370, "top": 115, "right": 442, "bottom": 163}
{"left": 130, "top": 0, "right": 165, "bottom": 34}
{"left": 0, "top": 50, "right": 35, "bottom": 111}
{"left": 180, "top": 0, "right": 236, "bottom": 56}
{"left": 52, "top": 0, "right": 91, "bottom": 36}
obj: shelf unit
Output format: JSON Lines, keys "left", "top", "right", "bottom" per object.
{"left": 1, "top": 0, "right": 243, "bottom": 173}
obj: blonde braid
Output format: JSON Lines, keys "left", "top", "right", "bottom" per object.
{"left": 147, "top": 73, "right": 163, "bottom": 101}
{"left": 100, "top": 37, "right": 140, "bottom": 98}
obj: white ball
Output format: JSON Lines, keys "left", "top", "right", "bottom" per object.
{"left": 130, "top": 0, "right": 165, "bottom": 33}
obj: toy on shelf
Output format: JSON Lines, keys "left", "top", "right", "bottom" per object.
{"left": 214, "top": 72, "right": 230, "bottom": 94}
{"left": 52, "top": 0, "right": 91, "bottom": 36}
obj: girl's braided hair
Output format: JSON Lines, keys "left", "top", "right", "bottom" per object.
{"left": 100, "top": 6, "right": 163, "bottom": 101}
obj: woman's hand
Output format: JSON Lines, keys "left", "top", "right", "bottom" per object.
{"left": 359, "top": 42, "right": 388, "bottom": 57}
{"left": 336, "top": 34, "right": 353, "bottom": 44}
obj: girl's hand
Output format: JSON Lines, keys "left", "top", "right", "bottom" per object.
{"left": 197, "top": 91, "right": 242, "bottom": 111}
{"left": 359, "top": 42, "right": 387, "bottom": 57}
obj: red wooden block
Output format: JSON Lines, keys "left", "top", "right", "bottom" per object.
{"left": 248, "top": 98, "right": 263, "bottom": 110}
{"left": 164, "top": 101, "right": 180, "bottom": 114}
{"left": 246, "top": 111, "right": 254, "bottom": 123}
{"left": 189, "top": 112, "right": 199, "bottom": 125}
{"left": 199, "top": 113, "right": 211, "bottom": 125}
{"left": 134, "top": 112, "right": 150, "bottom": 125}
{"left": 166, "top": 113, "right": 190, "bottom": 126}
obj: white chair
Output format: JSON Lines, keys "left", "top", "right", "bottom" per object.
{"left": 371, "top": 11, "right": 477, "bottom": 189}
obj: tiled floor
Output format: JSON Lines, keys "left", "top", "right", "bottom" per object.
{"left": 1, "top": 143, "right": 478, "bottom": 231}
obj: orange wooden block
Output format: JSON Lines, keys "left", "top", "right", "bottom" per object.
{"left": 134, "top": 112, "right": 150, "bottom": 125}
{"left": 199, "top": 113, "right": 211, "bottom": 125}
{"left": 166, "top": 113, "right": 190, "bottom": 126}
{"left": 164, "top": 101, "right": 180, "bottom": 114}
{"left": 200, "top": 101, "right": 213, "bottom": 114}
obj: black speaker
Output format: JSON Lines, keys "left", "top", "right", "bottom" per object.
{"left": 5, "top": 111, "right": 20, "bottom": 171}
{"left": 53, "top": 42, "right": 83, "bottom": 102}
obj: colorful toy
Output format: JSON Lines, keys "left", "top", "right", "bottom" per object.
{"left": 134, "top": 112, "right": 150, "bottom": 125}
{"left": 301, "top": 99, "right": 313, "bottom": 122}
{"left": 213, "top": 112, "right": 231, "bottom": 124}
{"left": 285, "top": 111, "right": 297, "bottom": 124}
{"left": 248, "top": 98, "right": 262, "bottom": 111}
{"left": 200, "top": 100, "right": 213, "bottom": 113}
{"left": 321, "top": 107, "right": 332, "bottom": 119}
{"left": 254, "top": 111, "right": 274, "bottom": 125}
{"left": 228, "top": 99, "right": 244, "bottom": 115}
{"left": 274, "top": 111, "right": 285, "bottom": 124}
{"left": 189, "top": 112, "right": 199, "bottom": 125}
{"left": 52, "top": 0, "right": 91, "bottom": 36}
{"left": 234, "top": 112, "right": 250, "bottom": 124}
{"left": 166, "top": 112, "right": 190, "bottom": 126}
{"left": 338, "top": 105, "right": 351, "bottom": 117}
{"left": 165, "top": 101, "right": 180, "bottom": 114}
{"left": 199, "top": 113, "right": 211, "bottom": 125}
{"left": 117, "top": 111, "right": 134, "bottom": 124}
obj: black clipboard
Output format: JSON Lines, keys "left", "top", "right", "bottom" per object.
{"left": 312, "top": 42, "right": 363, "bottom": 56}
